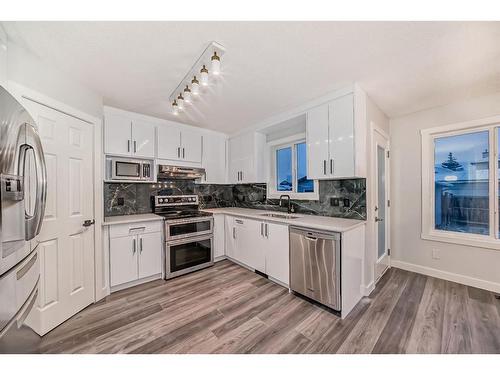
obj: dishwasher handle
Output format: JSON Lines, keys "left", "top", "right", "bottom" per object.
{"left": 289, "top": 226, "right": 341, "bottom": 241}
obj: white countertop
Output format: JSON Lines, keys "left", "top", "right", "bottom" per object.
{"left": 201, "top": 207, "right": 365, "bottom": 232}
{"left": 103, "top": 213, "right": 164, "bottom": 226}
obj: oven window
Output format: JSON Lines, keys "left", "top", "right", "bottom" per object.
{"left": 169, "top": 220, "right": 211, "bottom": 238}
{"left": 116, "top": 162, "right": 140, "bottom": 177}
{"left": 170, "top": 238, "right": 211, "bottom": 272}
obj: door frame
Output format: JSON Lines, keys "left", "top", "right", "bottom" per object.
{"left": 370, "top": 122, "right": 391, "bottom": 284}
{"left": 7, "top": 81, "right": 105, "bottom": 302}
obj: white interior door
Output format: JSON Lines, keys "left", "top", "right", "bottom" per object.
{"left": 23, "top": 100, "right": 95, "bottom": 335}
{"left": 373, "top": 129, "right": 390, "bottom": 282}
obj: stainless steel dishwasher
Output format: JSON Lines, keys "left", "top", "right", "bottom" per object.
{"left": 289, "top": 227, "right": 341, "bottom": 311}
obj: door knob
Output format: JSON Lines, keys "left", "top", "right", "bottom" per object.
{"left": 83, "top": 219, "right": 95, "bottom": 227}
{"left": 375, "top": 217, "right": 384, "bottom": 222}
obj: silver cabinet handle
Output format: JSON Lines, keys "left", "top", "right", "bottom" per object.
{"left": 241, "top": 171, "right": 244, "bottom": 181}
{"left": 177, "top": 147, "right": 180, "bottom": 158}
{"left": 134, "top": 140, "right": 137, "bottom": 153}
{"left": 132, "top": 238, "right": 136, "bottom": 254}
{"left": 140, "top": 237, "right": 143, "bottom": 253}
{"left": 261, "top": 222, "right": 264, "bottom": 237}
{"left": 232, "top": 227, "right": 236, "bottom": 239}
{"left": 129, "top": 226, "right": 146, "bottom": 232}
{"left": 323, "top": 160, "right": 327, "bottom": 175}
{"left": 127, "top": 140, "right": 130, "bottom": 152}
{"left": 265, "top": 223, "right": 269, "bottom": 238}
{"left": 235, "top": 219, "right": 243, "bottom": 224}
{"left": 182, "top": 148, "right": 185, "bottom": 159}
{"left": 330, "top": 159, "right": 333, "bottom": 174}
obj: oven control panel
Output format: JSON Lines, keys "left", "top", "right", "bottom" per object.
{"left": 155, "top": 195, "right": 199, "bottom": 206}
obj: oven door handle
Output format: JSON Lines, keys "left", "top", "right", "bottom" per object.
{"left": 166, "top": 234, "right": 213, "bottom": 246}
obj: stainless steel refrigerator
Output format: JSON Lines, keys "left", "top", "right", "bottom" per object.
{"left": 0, "top": 85, "right": 47, "bottom": 353}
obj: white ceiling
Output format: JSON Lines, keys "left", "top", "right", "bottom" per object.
{"left": 3, "top": 21, "right": 500, "bottom": 134}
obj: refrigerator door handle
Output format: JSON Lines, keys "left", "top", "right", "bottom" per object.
{"left": 20, "top": 126, "right": 47, "bottom": 241}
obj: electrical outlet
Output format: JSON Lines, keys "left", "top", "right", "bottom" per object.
{"left": 117, "top": 197, "right": 125, "bottom": 206}
{"left": 343, "top": 198, "right": 350, "bottom": 207}
{"left": 330, "top": 197, "right": 340, "bottom": 206}
{"left": 432, "top": 249, "right": 440, "bottom": 260}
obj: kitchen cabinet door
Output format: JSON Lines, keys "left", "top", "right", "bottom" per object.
{"left": 181, "top": 129, "right": 202, "bottom": 163}
{"left": 201, "top": 132, "right": 226, "bottom": 184}
{"left": 235, "top": 218, "right": 265, "bottom": 272}
{"left": 157, "top": 122, "right": 181, "bottom": 160}
{"left": 105, "top": 113, "right": 132, "bottom": 156}
{"left": 306, "top": 103, "right": 330, "bottom": 179}
{"left": 213, "top": 214, "right": 226, "bottom": 259}
{"left": 329, "top": 94, "right": 354, "bottom": 178}
{"left": 229, "top": 158, "right": 242, "bottom": 184}
{"left": 132, "top": 120, "right": 156, "bottom": 158}
{"left": 224, "top": 216, "right": 236, "bottom": 259}
{"left": 138, "top": 232, "right": 162, "bottom": 279}
{"left": 110, "top": 235, "right": 138, "bottom": 287}
{"left": 265, "top": 223, "right": 289, "bottom": 285}
{"left": 0, "top": 25, "right": 6, "bottom": 88}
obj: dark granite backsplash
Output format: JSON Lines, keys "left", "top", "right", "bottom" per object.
{"left": 104, "top": 179, "right": 366, "bottom": 220}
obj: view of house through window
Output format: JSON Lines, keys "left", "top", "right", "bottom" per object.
{"left": 434, "top": 130, "right": 489, "bottom": 235}
{"left": 275, "top": 141, "right": 314, "bottom": 193}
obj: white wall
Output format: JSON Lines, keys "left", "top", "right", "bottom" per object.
{"left": 390, "top": 91, "right": 500, "bottom": 293}
{"left": 0, "top": 25, "right": 7, "bottom": 87}
{"left": 5, "top": 39, "right": 102, "bottom": 118}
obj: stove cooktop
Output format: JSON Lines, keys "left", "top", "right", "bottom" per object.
{"left": 153, "top": 194, "right": 212, "bottom": 221}
{"left": 155, "top": 210, "right": 212, "bottom": 220}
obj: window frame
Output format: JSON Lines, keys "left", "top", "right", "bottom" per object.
{"left": 267, "top": 135, "right": 319, "bottom": 200}
{"left": 421, "top": 115, "right": 500, "bottom": 250}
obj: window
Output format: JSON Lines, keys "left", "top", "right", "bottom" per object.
{"left": 268, "top": 139, "right": 318, "bottom": 200}
{"left": 434, "top": 131, "right": 489, "bottom": 235}
{"left": 421, "top": 116, "right": 500, "bottom": 250}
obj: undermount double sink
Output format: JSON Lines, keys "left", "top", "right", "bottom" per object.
{"left": 259, "top": 213, "right": 300, "bottom": 219}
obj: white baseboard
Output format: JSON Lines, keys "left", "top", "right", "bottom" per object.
{"left": 361, "top": 281, "right": 375, "bottom": 296}
{"left": 391, "top": 260, "right": 500, "bottom": 294}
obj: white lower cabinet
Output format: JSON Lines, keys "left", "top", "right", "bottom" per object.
{"left": 213, "top": 214, "right": 225, "bottom": 260}
{"left": 109, "top": 221, "right": 163, "bottom": 291}
{"left": 110, "top": 235, "right": 139, "bottom": 287}
{"left": 138, "top": 232, "right": 163, "bottom": 279}
{"left": 264, "top": 222, "right": 289, "bottom": 285}
{"left": 224, "top": 216, "right": 289, "bottom": 286}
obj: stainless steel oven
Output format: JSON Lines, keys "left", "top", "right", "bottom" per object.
{"left": 106, "top": 156, "right": 154, "bottom": 182}
{"left": 165, "top": 216, "right": 213, "bottom": 241}
{"left": 166, "top": 234, "right": 213, "bottom": 279}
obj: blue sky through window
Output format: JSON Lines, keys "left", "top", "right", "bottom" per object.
{"left": 276, "top": 147, "right": 292, "bottom": 191}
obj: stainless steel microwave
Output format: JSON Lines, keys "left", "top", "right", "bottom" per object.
{"left": 105, "top": 157, "right": 154, "bottom": 182}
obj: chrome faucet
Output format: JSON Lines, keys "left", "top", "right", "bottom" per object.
{"left": 279, "top": 194, "right": 293, "bottom": 213}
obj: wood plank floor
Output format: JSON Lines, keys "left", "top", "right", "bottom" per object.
{"left": 38, "top": 260, "right": 500, "bottom": 354}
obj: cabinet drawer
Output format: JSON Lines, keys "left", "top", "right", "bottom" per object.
{"left": 109, "top": 220, "right": 162, "bottom": 239}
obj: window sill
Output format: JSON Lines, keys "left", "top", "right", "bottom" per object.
{"left": 421, "top": 230, "right": 500, "bottom": 251}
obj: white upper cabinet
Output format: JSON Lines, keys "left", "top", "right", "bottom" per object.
{"left": 228, "top": 132, "right": 266, "bottom": 184}
{"left": 104, "top": 111, "right": 155, "bottom": 159}
{"left": 201, "top": 132, "right": 227, "bottom": 184}
{"left": 132, "top": 120, "right": 156, "bottom": 158}
{"left": 306, "top": 103, "right": 330, "bottom": 179}
{"left": 306, "top": 92, "right": 362, "bottom": 179}
{"left": 157, "top": 122, "right": 182, "bottom": 160}
{"left": 104, "top": 113, "right": 133, "bottom": 156}
{"left": 157, "top": 122, "right": 202, "bottom": 164}
{"left": 329, "top": 94, "right": 354, "bottom": 178}
{"left": 181, "top": 128, "right": 202, "bottom": 163}
{"left": 0, "top": 25, "right": 7, "bottom": 88}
